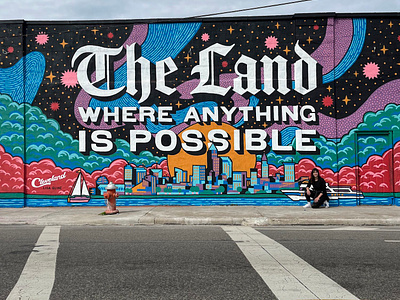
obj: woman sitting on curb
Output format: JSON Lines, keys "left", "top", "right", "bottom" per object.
{"left": 303, "top": 168, "right": 330, "bottom": 209}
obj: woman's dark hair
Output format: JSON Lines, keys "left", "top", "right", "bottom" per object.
{"left": 310, "top": 168, "right": 320, "bottom": 183}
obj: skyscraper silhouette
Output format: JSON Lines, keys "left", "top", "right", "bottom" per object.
{"left": 207, "top": 143, "right": 220, "bottom": 177}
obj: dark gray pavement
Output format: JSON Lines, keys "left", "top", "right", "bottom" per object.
{"left": 0, "top": 205, "right": 399, "bottom": 226}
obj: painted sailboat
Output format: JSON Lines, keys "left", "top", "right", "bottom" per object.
{"left": 68, "top": 171, "right": 91, "bottom": 203}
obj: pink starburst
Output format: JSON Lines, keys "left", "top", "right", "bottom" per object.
{"left": 363, "top": 62, "right": 380, "bottom": 79}
{"left": 35, "top": 32, "right": 49, "bottom": 45}
{"left": 201, "top": 33, "right": 210, "bottom": 42}
{"left": 264, "top": 36, "right": 278, "bottom": 50}
{"left": 61, "top": 70, "right": 78, "bottom": 88}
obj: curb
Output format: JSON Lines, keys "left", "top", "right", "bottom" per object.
{"left": 1, "top": 206, "right": 400, "bottom": 227}
{"left": 2, "top": 217, "right": 400, "bottom": 226}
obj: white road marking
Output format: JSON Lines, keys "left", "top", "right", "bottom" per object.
{"left": 257, "top": 226, "right": 400, "bottom": 232}
{"left": 328, "top": 226, "right": 379, "bottom": 231}
{"left": 384, "top": 240, "right": 400, "bottom": 243}
{"left": 222, "top": 226, "right": 359, "bottom": 300}
{"left": 7, "top": 226, "right": 61, "bottom": 300}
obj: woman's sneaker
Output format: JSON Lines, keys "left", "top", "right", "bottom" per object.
{"left": 324, "top": 201, "right": 329, "bottom": 208}
{"left": 303, "top": 202, "right": 311, "bottom": 209}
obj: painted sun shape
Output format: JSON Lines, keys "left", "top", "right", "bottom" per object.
{"left": 322, "top": 95, "right": 333, "bottom": 107}
{"left": 35, "top": 32, "right": 49, "bottom": 45}
{"left": 50, "top": 102, "right": 60, "bottom": 111}
{"left": 201, "top": 33, "right": 210, "bottom": 42}
{"left": 61, "top": 70, "right": 78, "bottom": 88}
{"left": 363, "top": 62, "right": 380, "bottom": 79}
{"left": 264, "top": 36, "right": 278, "bottom": 50}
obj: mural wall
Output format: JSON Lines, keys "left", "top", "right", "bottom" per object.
{"left": 0, "top": 14, "right": 399, "bottom": 207}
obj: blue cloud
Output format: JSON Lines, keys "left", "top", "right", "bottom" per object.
{"left": 0, "top": 52, "right": 45, "bottom": 104}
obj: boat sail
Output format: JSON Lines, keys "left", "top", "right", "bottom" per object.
{"left": 68, "top": 171, "right": 91, "bottom": 203}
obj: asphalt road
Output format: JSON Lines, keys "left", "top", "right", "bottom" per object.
{"left": 1, "top": 225, "right": 400, "bottom": 300}
{"left": 258, "top": 226, "right": 400, "bottom": 300}
{"left": 0, "top": 226, "right": 44, "bottom": 299}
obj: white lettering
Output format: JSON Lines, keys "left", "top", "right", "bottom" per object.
{"left": 191, "top": 43, "right": 234, "bottom": 96}
{"left": 155, "top": 130, "right": 177, "bottom": 152}
{"left": 182, "top": 130, "right": 204, "bottom": 152}
{"left": 126, "top": 43, "right": 151, "bottom": 103}
{"left": 31, "top": 172, "right": 67, "bottom": 188}
{"left": 261, "top": 55, "right": 290, "bottom": 95}
{"left": 92, "top": 130, "right": 114, "bottom": 152}
{"left": 156, "top": 57, "right": 178, "bottom": 95}
{"left": 130, "top": 130, "right": 151, "bottom": 152}
{"left": 208, "top": 129, "right": 230, "bottom": 152}
{"left": 245, "top": 129, "right": 268, "bottom": 151}
{"left": 72, "top": 45, "right": 125, "bottom": 98}
{"left": 233, "top": 55, "right": 259, "bottom": 95}
{"left": 272, "top": 129, "right": 293, "bottom": 152}
{"left": 296, "top": 130, "right": 317, "bottom": 152}
{"left": 294, "top": 41, "right": 318, "bottom": 95}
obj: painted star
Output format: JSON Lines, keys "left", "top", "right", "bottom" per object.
{"left": 342, "top": 96, "right": 351, "bottom": 105}
{"left": 60, "top": 39, "right": 68, "bottom": 48}
{"left": 283, "top": 46, "right": 291, "bottom": 55}
{"left": 46, "top": 71, "right": 56, "bottom": 83}
{"left": 184, "top": 53, "right": 191, "bottom": 62}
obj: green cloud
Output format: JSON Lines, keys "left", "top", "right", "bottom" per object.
{"left": 0, "top": 94, "right": 165, "bottom": 172}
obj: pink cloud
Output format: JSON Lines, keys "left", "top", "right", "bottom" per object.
{"left": 1, "top": 140, "right": 400, "bottom": 197}
{"left": 0, "top": 145, "right": 24, "bottom": 193}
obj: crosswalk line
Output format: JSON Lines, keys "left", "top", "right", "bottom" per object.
{"left": 222, "top": 226, "right": 359, "bottom": 300}
{"left": 7, "top": 226, "right": 61, "bottom": 300}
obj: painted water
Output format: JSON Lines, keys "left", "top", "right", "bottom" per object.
{"left": 0, "top": 195, "right": 396, "bottom": 208}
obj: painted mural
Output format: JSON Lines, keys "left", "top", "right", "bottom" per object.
{"left": 0, "top": 15, "right": 399, "bottom": 207}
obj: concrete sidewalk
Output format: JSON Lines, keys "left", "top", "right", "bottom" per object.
{"left": 0, "top": 205, "right": 399, "bottom": 226}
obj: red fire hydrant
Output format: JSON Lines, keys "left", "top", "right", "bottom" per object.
{"left": 103, "top": 182, "right": 119, "bottom": 215}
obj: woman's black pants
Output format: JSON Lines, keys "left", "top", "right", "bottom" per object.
{"left": 305, "top": 191, "right": 328, "bottom": 208}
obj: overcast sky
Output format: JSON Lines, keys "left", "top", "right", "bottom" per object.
{"left": 0, "top": 0, "right": 399, "bottom": 21}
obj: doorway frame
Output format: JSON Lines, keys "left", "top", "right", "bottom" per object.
{"left": 355, "top": 130, "right": 394, "bottom": 205}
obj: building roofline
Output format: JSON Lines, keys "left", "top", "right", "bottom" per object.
{"left": 1, "top": 12, "right": 399, "bottom": 25}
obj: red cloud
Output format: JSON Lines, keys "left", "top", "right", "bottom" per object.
{"left": 26, "top": 159, "right": 74, "bottom": 195}
{"left": 0, "top": 145, "right": 24, "bottom": 193}
{"left": 89, "top": 159, "right": 127, "bottom": 185}
{"left": 357, "top": 147, "right": 393, "bottom": 193}
{"left": 1, "top": 140, "right": 400, "bottom": 197}
{"left": 295, "top": 142, "right": 400, "bottom": 193}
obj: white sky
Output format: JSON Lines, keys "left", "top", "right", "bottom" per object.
{"left": 0, "top": 0, "right": 399, "bottom": 21}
